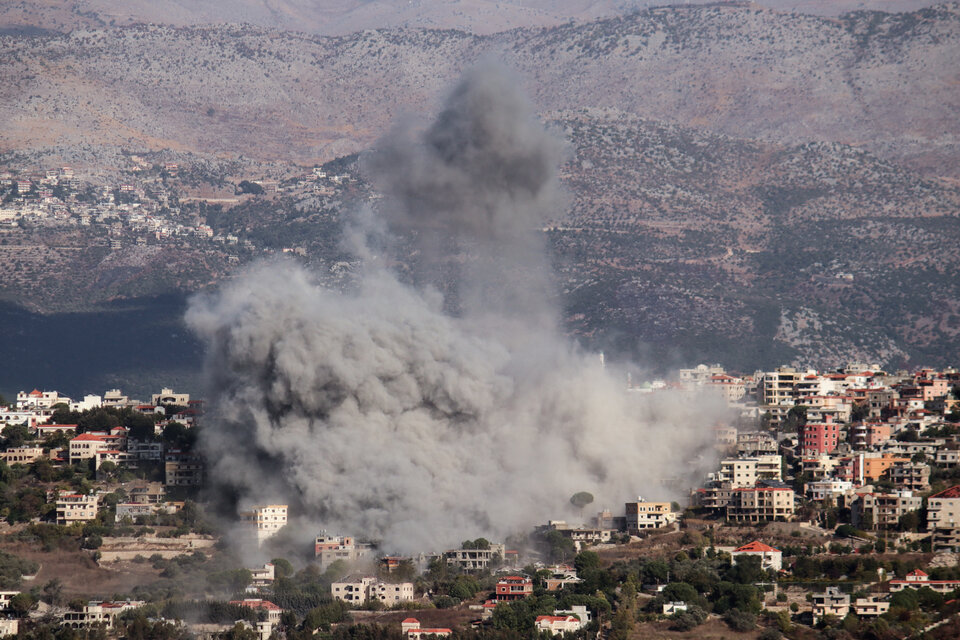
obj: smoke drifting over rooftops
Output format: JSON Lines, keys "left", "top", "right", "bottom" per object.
{"left": 186, "top": 63, "right": 721, "bottom": 554}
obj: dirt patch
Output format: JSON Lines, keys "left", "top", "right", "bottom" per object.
{"left": 0, "top": 540, "right": 162, "bottom": 599}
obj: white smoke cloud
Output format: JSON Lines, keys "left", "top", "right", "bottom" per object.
{"left": 187, "top": 63, "right": 722, "bottom": 555}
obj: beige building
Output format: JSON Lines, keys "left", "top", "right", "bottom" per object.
{"left": 62, "top": 601, "right": 144, "bottom": 628}
{"left": 0, "top": 446, "right": 45, "bottom": 464}
{"left": 853, "top": 490, "right": 922, "bottom": 530}
{"left": 928, "top": 485, "right": 960, "bottom": 552}
{"left": 719, "top": 455, "right": 782, "bottom": 488}
{"left": 886, "top": 462, "right": 930, "bottom": 492}
{"left": 56, "top": 493, "right": 99, "bottom": 525}
{"left": 151, "top": 388, "right": 190, "bottom": 406}
{"left": 726, "top": 486, "right": 795, "bottom": 523}
{"left": 731, "top": 541, "right": 782, "bottom": 572}
{"left": 239, "top": 505, "right": 288, "bottom": 546}
{"left": 331, "top": 576, "right": 414, "bottom": 605}
{"left": 624, "top": 499, "right": 676, "bottom": 531}
{"left": 445, "top": 544, "right": 506, "bottom": 571}
{"left": 854, "top": 598, "right": 889, "bottom": 617}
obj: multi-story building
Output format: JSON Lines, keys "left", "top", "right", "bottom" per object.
{"left": 164, "top": 450, "right": 205, "bottom": 486}
{"left": 758, "top": 367, "right": 804, "bottom": 407}
{"left": 718, "top": 455, "right": 782, "bottom": 488}
{"left": 62, "top": 601, "right": 144, "bottom": 628}
{"left": 314, "top": 533, "right": 374, "bottom": 569}
{"left": 331, "top": 576, "right": 414, "bottom": 605}
{"left": 68, "top": 433, "right": 111, "bottom": 462}
{"left": 853, "top": 597, "right": 890, "bottom": 617}
{"left": 928, "top": 485, "right": 960, "bottom": 552}
{"left": 852, "top": 491, "right": 922, "bottom": 530}
{"left": 805, "top": 479, "right": 854, "bottom": 502}
{"left": 800, "top": 418, "right": 841, "bottom": 455}
{"left": 445, "top": 544, "right": 506, "bottom": 571}
{"left": 935, "top": 447, "right": 960, "bottom": 469}
{"left": 886, "top": 462, "right": 930, "bottom": 492}
{"left": 0, "top": 446, "right": 45, "bottom": 464}
{"left": 56, "top": 493, "right": 99, "bottom": 525}
{"left": 239, "top": 505, "right": 287, "bottom": 546}
{"left": 151, "top": 388, "right": 190, "bottom": 406}
{"left": 726, "top": 486, "right": 795, "bottom": 523}
{"left": 624, "top": 499, "right": 676, "bottom": 531}
{"left": 495, "top": 576, "right": 533, "bottom": 601}
{"left": 812, "top": 587, "right": 849, "bottom": 624}
{"left": 736, "top": 432, "right": 778, "bottom": 456}
{"left": 367, "top": 581, "right": 416, "bottom": 605}
{"left": 850, "top": 423, "right": 891, "bottom": 449}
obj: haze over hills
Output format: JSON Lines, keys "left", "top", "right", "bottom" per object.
{"left": 0, "top": 1, "right": 958, "bottom": 392}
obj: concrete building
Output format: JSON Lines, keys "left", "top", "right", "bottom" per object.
{"left": 62, "top": 601, "right": 144, "bottom": 628}
{"left": 726, "top": 486, "right": 795, "bottom": 523}
{"left": 495, "top": 576, "right": 533, "bottom": 601}
{"left": 624, "top": 499, "right": 676, "bottom": 531}
{"left": 812, "top": 587, "right": 849, "bottom": 624}
{"left": 331, "top": 576, "right": 414, "bottom": 605}
{"left": 886, "top": 462, "right": 930, "bottom": 492}
{"left": 151, "top": 388, "right": 190, "bottom": 406}
{"left": 852, "top": 490, "right": 922, "bottom": 530}
{"left": 56, "top": 493, "right": 99, "bottom": 525}
{"left": 239, "top": 505, "right": 287, "bottom": 546}
{"left": 164, "top": 450, "right": 205, "bottom": 486}
{"left": 928, "top": 485, "right": 960, "bottom": 552}
{"left": 445, "top": 544, "right": 506, "bottom": 571}
{"left": 718, "top": 455, "right": 782, "bottom": 488}
{"left": 853, "top": 597, "right": 889, "bottom": 617}
{"left": 314, "top": 533, "right": 374, "bottom": 568}
{"left": 0, "top": 446, "right": 45, "bottom": 464}
{"left": 805, "top": 479, "right": 854, "bottom": 502}
{"left": 800, "top": 418, "right": 841, "bottom": 455}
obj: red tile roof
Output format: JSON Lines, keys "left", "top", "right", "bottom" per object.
{"left": 930, "top": 485, "right": 960, "bottom": 499}
{"left": 734, "top": 541, "right": 781, "bottom": 553}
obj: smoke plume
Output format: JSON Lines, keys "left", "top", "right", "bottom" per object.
{"left": 187, "top": 64, "right": 721, "bottom": 555}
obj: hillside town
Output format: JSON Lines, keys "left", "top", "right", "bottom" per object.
{"left": 0, "top": 363, "right": 958, "bottom": 639}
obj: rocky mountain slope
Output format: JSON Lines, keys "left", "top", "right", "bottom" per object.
{"left": 1, "top": 3, "right": 958, "bottom": 174}
{"left": 0, "top": 3, "right": 958, "bottom": 375}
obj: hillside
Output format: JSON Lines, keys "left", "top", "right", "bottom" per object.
{"left": 0, "top": 1, "right": 945, "bottom": 36}
{"left": 0, "top": 3, "right": 958, "bottom": 381}
{"left": 1, "top": 3, "right": 958, "bottom": 174}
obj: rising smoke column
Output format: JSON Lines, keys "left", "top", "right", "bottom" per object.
{"left": 187, "top": 64, "right": 722, "bottom": 554}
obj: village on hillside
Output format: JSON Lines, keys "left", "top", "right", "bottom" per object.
{"left": 0, "top": 363, "right": 959, "bottom": 640}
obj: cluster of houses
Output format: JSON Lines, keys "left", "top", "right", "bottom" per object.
{"left": 678, "top": 364, "right": 960, "bottom": 548}
{"left": 1, "top": 387, "right": 203, "bottom": 524}
{"left": 0, "top": 161, "right": 354, "bottom": 255}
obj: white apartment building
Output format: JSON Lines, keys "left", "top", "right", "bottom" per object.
{"left": 239, "top": 504, "right": 288, "bottom": 545}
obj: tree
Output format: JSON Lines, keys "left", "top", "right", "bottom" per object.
{"left": 1, "top": 423, "right": 31, "bottom": 448}
{"left": 724, "top": 608, "right": 757, "bottom": 632}
{"left": 271, "top": 558, "right": 294, "bottom": 579}
{"left": 570, "top": 492, "right": 594, "bottom": 517}
{"left": 9, "top": 592, "right": 37, "bottom": 616}
{"left": 574, "top": 551, "right": 600, "bottom": 574}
